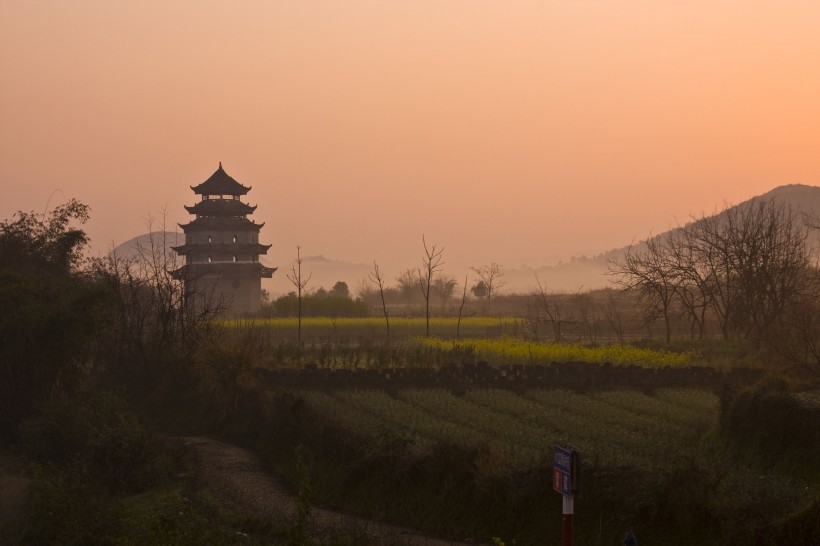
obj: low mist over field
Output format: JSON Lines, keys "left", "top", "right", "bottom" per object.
{"left": 112, "top": 183, "right": 820, "bottom": 296}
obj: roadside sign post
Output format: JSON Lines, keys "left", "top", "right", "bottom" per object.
{"left": 562, "top": 495, "right": 573, "bottom": 546}
{"left": 553, "top": 445, "right": 581, "bottom": 546}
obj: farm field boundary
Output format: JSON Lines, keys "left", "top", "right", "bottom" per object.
{"left": 254, "top": 361, "right": 763, "bottom": 391}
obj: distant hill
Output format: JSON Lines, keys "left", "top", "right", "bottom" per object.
{"left": 109, "top": 232, "right": 183, "bottom": 261}
{"left": 110, "top": 185, "right": 820, "bottom": 296}
{"left": 503, "top": 184, "right": 820, "bottom": 293}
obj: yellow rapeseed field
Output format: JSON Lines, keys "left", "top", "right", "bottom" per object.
{"left": 418, "top": 336, "right": 695, "bottom": 367}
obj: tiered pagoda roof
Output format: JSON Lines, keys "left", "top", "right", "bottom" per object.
{"left": 191, "top": 162, "right": 251, "bottom": 195}
{"left": 184, "top": 199, "right": 257, "bottom": 217}
{"left": 173, "top": 262, "right": 276, "bottom": 279}
{"left": 178, "top": 217, "right": 265, "bottom": 231}
{"left": 170, "top": 242, "right": 272, "bottom": 256}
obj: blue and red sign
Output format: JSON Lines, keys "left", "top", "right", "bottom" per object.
{"left": 553, "top": 445, "right": 575, "bottom": 498}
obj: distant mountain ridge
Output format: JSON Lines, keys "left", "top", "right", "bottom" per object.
{"left": 110, "top": 184, "right": 820, "bottom": 295}
{"left": 502, "top": 184, "right": 820, "bottom": 293}
{"left": 109, "top": 232, "right": 182, "bottom": 261}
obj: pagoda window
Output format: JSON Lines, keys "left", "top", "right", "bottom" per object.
{"left": 232, "top": 235, "right": 237, "bottom": 243}
{"left": 208, "top": 235, "right": 212, "bottom": 243}
{"left": 233, "top": 255, "right": 237, "bottom": 262}
{"left": 208, "top": 256, "right": 212, "bottom": 263}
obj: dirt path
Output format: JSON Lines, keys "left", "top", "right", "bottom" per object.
{"left": 183, "top": 437, "right": 487, "bottom": 546}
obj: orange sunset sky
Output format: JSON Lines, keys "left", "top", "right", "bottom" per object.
{"left": 2, "top": 1, "right": 820, "bottom": 286}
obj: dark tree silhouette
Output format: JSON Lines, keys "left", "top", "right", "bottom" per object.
{"left": 287, "top": 246, "right": 312, "bottom": 360}
{"left": 417, "top": 235, "right": 444, "bottom": 337}
{"left": 369, "top": 261, "right": 390, "bottom": 344}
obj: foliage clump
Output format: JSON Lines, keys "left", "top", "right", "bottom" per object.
{"left": 0, "top": 200, "right": 113, "bottom": 437}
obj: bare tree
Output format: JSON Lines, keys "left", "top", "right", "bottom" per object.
{"left": 609, "top": 235, "right": 678, "bottom": 343}
{"left": 456, "top": 275, "right": 468, "bottom": 340}
{"left": 601, "top": 293, "right": 625, "bottom": 345}
{"left": 684, "top": 209, "right": 738, "bottom": 340}
{"left": 575, "top": 288, "right": 597, "bottom": 343}
{"left": 369, "top": 261, "right": 390, "bottom": 344}
{"left": 664, "top": 228, "right": 713, "bottom": 339}
{"left": 287, "top": 246, "right": 312, "bottom": 359}
{"left": 94, "top": 210, "right": 225, "bottom": 378}
{"left": 471, "top": 263, "right": 505, "bottom": 306}
{"left": 699, "top": 199, "right": 811, "bottom": 343}
{"left": 609, "top": 198, "right": 813, "bottom": 345}
{"left": 535, "top": 274, "right": 566, "bottom": 342}
{"left": 768, "top": 269, "right": 820, "bottom": 373}
{"left": 417, "top": 235, "right": 444, "bottom": 337}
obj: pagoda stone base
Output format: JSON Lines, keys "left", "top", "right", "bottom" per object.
{"left": 189, "top": 273, "right": 263, "bottom": 317}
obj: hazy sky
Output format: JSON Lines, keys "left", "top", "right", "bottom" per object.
{"left": 3, "top": 1, "right": 820, "bottom": 278}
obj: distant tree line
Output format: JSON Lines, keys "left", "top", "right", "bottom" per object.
{"left": 267, "top": 281, "right": 369, "bottom": 318}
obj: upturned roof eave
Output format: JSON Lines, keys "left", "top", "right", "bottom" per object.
{"left": 183, "top": 202, "right": 258, "bottom": 215}
{"left": 190, "top": 184, "right": 252, "bottom": 196}
{"left": 172, "top": 262, "right": 278, "bottom": 279}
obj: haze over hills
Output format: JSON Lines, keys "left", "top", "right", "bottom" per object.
{"left": 111, "top": 184, "right": 820, "bottom": 297}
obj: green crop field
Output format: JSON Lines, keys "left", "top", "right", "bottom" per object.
{"left": 276, "top": 385, "right": 814, "bottom": 544}
{"left": 293, "top": 387, "right": 717, "bottom": 467}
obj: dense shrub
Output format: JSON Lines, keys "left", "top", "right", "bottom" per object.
{"left": 0, "top": 200, "right": 114, "bottom": 439}
{"left": 269, "top": 293, "right": 370, "bottom": 318}
{"left": 720, "top": 378, "right": 820, "bottom": 476}
{"left": 17, "top": 391, "right": 173, "bottom": 494}
{"left": 22, "top": 463, "right": 122, "bottom": 546}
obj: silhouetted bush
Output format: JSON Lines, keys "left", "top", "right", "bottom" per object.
{"left": 720, "top": 377, "right": 820, "bottom": 476}
{"left": 270, "top": 293, "right": 370, "bottom": 317}
{"left": 17, "top": 391, "right": 173, "bottom": 495}
{"left": 0, "top": 200, "right": 115, "bottom": 439}
{"left": 22, "top": 463, "right": 122, "bottom": 546}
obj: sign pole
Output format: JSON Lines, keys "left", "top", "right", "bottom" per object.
{"left": 553, "top": 445, "right": 580, "bottom": 546}
{"left": 562, "top": 495, "right": 573, "bottom": 546}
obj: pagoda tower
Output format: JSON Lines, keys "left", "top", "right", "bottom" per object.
{"left": 172, "top": 163, "right": 276, "bottom": 316}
